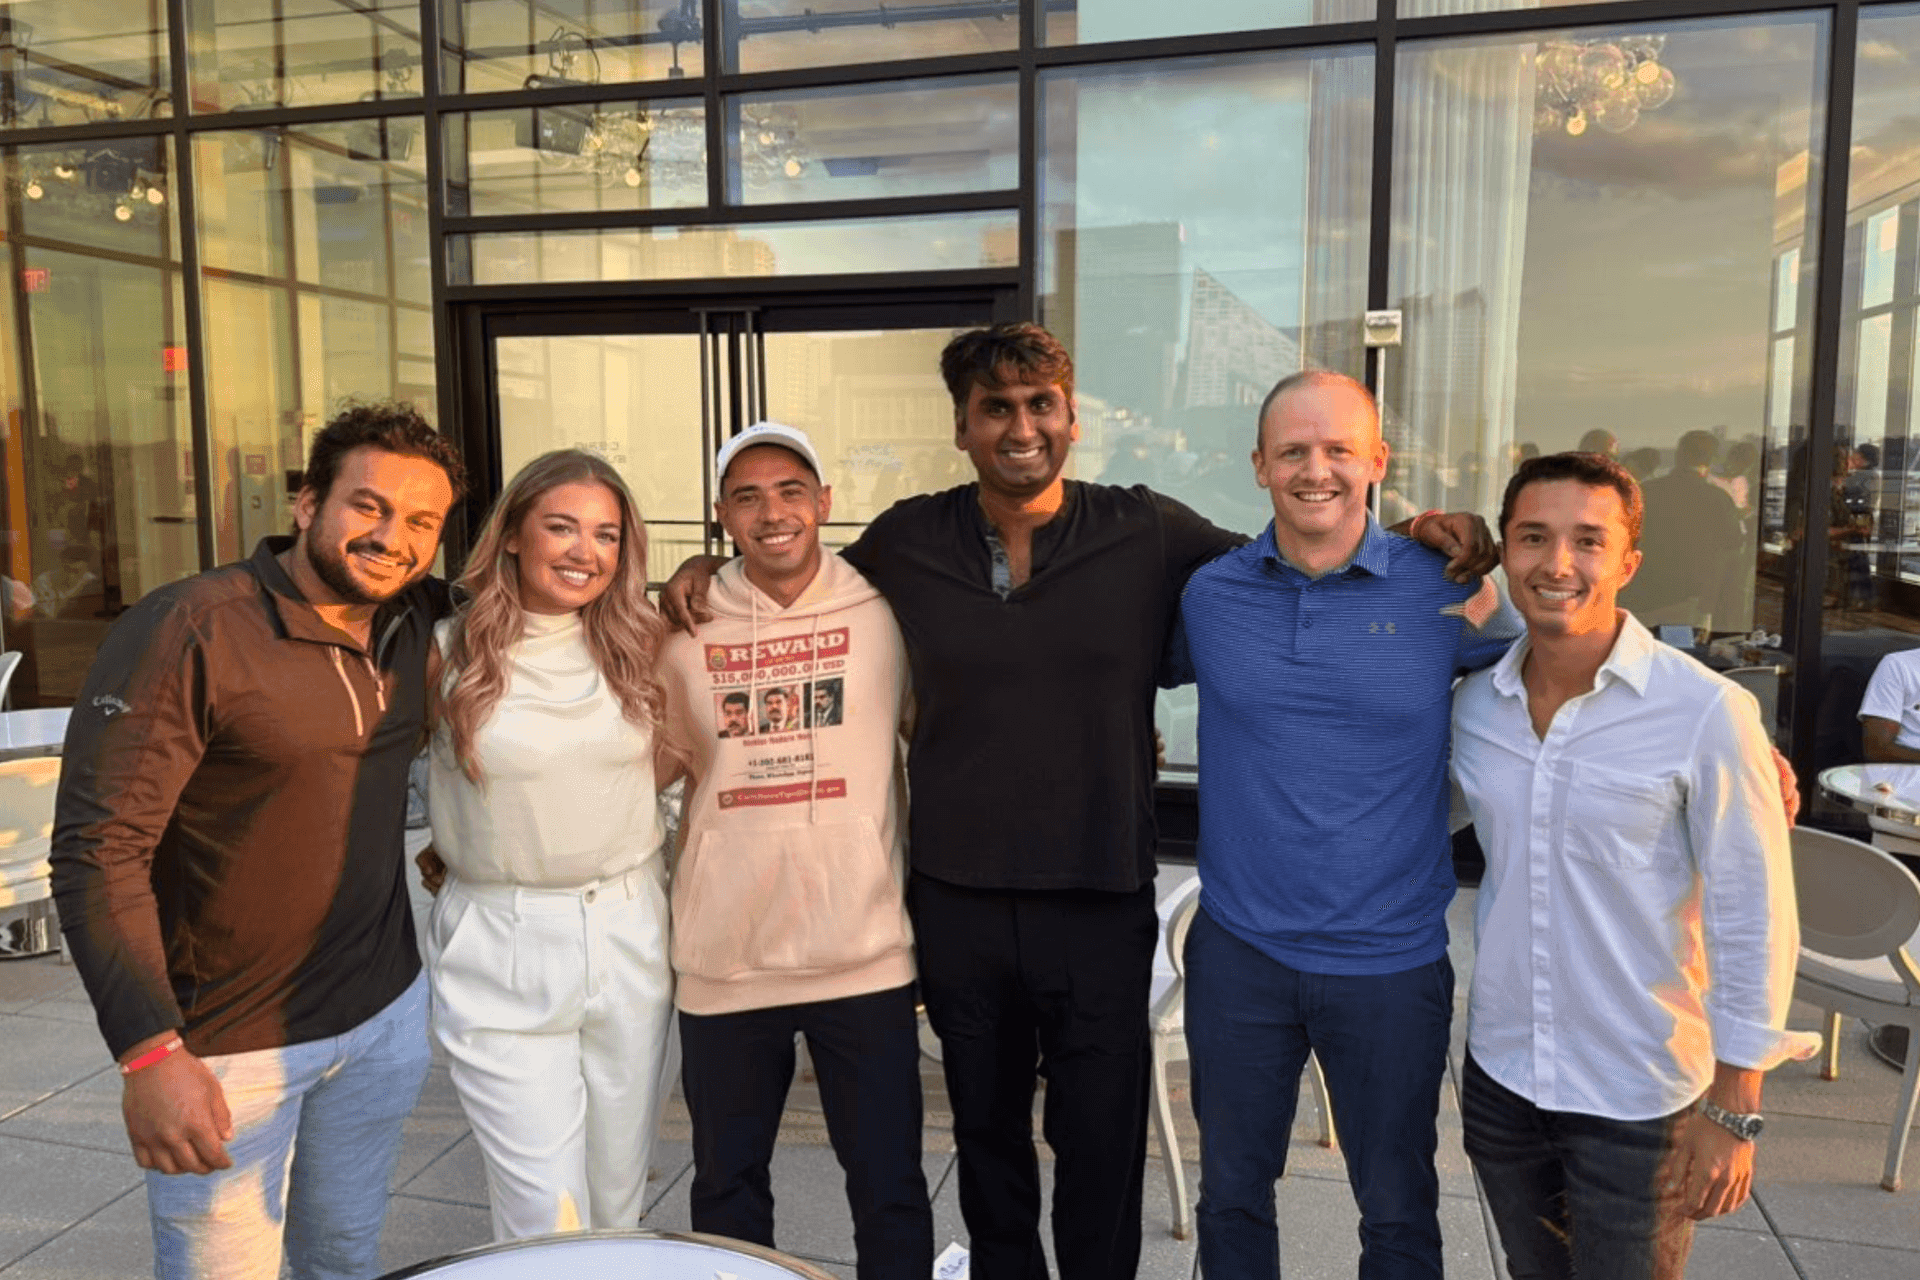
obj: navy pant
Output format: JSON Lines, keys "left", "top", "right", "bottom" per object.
{"left": 908, "top": 872, "right": 1157, "bottom": 1280}
{"left": 1184, "top": 907, "right": 1452, "bottom": 1280}
{"left": 1461, "top": 1053, "right": 1694, "bottom": 1280}
{"left": 679, "top": 984, "right": 933, "bottom": 1280}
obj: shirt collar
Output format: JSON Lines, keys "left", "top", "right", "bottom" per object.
{"left": 1257, "top": 513, "right": 1392, "bottom": 580}
{"left": 1488, "top": 609, "right": 1655, "bottom": 699}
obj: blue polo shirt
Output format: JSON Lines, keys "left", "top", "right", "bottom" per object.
{"left": 1165, "top": 516, "right": 1515, "bottom": 976}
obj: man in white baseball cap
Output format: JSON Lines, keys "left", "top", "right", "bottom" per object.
{"left": 657, "top": 422, "right": 931, "bottom": 1280}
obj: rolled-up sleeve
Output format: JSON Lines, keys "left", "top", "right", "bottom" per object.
{"left": 51, "top": 596, "right": 209, "bottom": 1058}
{"left": 1688, "top": 685, "right": 1823, "bottom": 1071}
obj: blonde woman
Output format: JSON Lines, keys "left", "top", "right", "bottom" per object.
{"left": 424, "top": 449, "right": 675, "bottom": 1240}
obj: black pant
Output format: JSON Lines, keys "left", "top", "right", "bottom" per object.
{"left": 679, "top": 984, "right": 933, "bottom": 1280}
{"left": 907, "top": 872, "right": 1158, "bottom": 1280}
{"left": 1461, "top": 1054, "right": 1694, "bottom": 1280}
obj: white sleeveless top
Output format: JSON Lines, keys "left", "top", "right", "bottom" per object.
{"left": 428, "top": 611, "right": 661, "bottom": 887}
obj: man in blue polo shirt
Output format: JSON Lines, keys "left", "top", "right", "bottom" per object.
{"left": 1164, "top": 370, "right": 1515, "bottom": 1280}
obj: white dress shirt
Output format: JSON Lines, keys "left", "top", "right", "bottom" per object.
{"left": 1452, "top": 613, "right": 1820, "bottom": 1120}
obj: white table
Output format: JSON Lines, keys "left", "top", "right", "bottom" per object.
{"left": 378, "top": 1230, "right": 838, "bottom": 1280}
{"left": 0, "top": 708, "right": 68, "bottom": 762}
{"left": 1819, "top": 762, "right": 1920, "bottom": 829}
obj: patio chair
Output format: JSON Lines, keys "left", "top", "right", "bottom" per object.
{"left": 0, "top": 650, "right": 20, "bottom": 707}
{"left": 0, "top": 755, "right": 60, "bottom": 957}
{"left": 1722, "top": 664, "right": 1781, "bottom": 739}
{"left": 1150, "top": 875, "right": 1335, "bottom": 1240}
{"left": 1789, "top": 826, "right": 1920, "bottom": 1191}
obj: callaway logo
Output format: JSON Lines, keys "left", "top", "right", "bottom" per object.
{"left": 1369, "top": 622, "right": 1397, "bottom": 634}
{"left": 92, "top": 694, "right": 132, "bottom": 717}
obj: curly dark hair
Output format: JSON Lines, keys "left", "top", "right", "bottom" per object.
{"left": 301, "top": 401, "right": 467, "bottom": 507}
{"left": 938, "top": 323, "right": 1075, "bottom": 416}
{"left": 1498, "top": 452, "right": 1645, "bottom": 548}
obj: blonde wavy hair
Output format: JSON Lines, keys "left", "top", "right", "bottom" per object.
{"left": 438, "top": 449, "right": 669, "bottom": 783}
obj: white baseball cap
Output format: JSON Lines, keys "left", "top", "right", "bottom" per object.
{"left": 715, "top": 421, "right": 826, "bottom": 490}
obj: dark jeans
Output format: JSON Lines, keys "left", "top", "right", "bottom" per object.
{"left": 1461, "top": 1053, "right": 1694, "bottom": 1280}
{"left": 907, "top": 872, "right": 1158, "bottom": 1280}
{"left": 679, "top": 984, "right": 933, "bottom": 1280}
{"left": 1184, "top": 907, "right": 1453, "bottom": 1280}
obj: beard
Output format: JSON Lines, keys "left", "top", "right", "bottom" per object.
{"left": 304, "top": 531, "right": 415, "bottom": 606}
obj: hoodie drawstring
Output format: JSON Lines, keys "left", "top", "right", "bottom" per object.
{"left": 329, "top": 648, "right": 366, "bottom": 738}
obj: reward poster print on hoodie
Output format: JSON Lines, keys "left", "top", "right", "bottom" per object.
{"left": 704, "top": 627, "right": 851, "bottom": 807}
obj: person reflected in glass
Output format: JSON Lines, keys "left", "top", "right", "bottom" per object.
{"left": 1579, "top": 428, "right": 1620, "bottom": 458}
{"left": 1620, "top": 430, "right": 1744, "bottom": 633}
{"left": 423, "top": 449, "right": 677, "bottom": 1241}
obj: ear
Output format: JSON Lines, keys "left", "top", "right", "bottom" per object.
{"left": 1068, "top": 397, "right": 1081, "bottom": 444}
{"left": 292, "top": 487, "right": 320, "bottom": 534}
{"left": 1251, "top": 447, "right": 1269, "bottom": 490}
{"left": 504, "top": 530, "right": 520, "bottom": 557}
{"left": 1620, "top": 546, "right": 1644, "bottom": 588}
{"left": 817, "top": 484, "right": 833, "bottom": 524}
{"left": 1371, "top": 439, "right": 1392, "bottom": 483}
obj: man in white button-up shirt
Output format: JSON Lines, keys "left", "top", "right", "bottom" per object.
{"left": 1451, "top": 452, "right": 1819, "bottom": 1280}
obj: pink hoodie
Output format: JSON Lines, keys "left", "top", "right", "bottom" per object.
{"left": 659, "top": 552, "right": 914, "bottom": 1015}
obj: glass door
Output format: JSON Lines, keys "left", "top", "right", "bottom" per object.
{"left": 466, "top": 292, "right": 1008, "bottom": 583}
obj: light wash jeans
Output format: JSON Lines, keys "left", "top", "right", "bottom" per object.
{"left": 145, "top": 970, "right": 432, "bottom": 1280}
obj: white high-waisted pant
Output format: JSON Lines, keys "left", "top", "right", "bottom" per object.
{"left": 425, "top": 861, "right": 674, "bottom": 1241}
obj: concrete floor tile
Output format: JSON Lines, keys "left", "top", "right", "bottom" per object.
{"left": 9, "top": 1001, "right": 97, "bottom": 1028}
{"left": 0, "top": 1064, "right": 127, "bottom": 1156}
{"left": 390, "top": 1067, "right": 472, "bottom": 1192}
{"left": 1680, "top": 1224, "right": 1800, "bottom": 1280}
{"left": 1783, "top": 1236, "right": 1920, "bottom": 1280}
{"left": 377, "top": 1192, "right": 495, "bottom": 1276}
{"left": 0, "top": 960, "right": 82, "bottom": 1016}
{"left": 401, "top": 1134, "right": 491, "bottom": 1210}
{"left": 0, "top": 1186, "right": 149, "bottom": 1279}
{"left": 0, "top": 1134, "right": 142, "bottom": 1269}
{"left": 1768, "top": 1005, "right": 1920, "bottom": 1131}
{"left": 0, "top": 1019, "right": 110, "bottom": 1124}
{"left": 1734, "top": 1113, "right": 1920, "bottom": 1252}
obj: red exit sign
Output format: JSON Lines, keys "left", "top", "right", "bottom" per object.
{"left": 162, "top": 346, "right": 187, "bottom": 372}
{"left": 20, "top": 268, "right": 48, "bottom": 292}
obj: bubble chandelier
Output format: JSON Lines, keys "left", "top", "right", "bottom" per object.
{"left": 1533, "top": 34, "right": 1677, "bottom": 138}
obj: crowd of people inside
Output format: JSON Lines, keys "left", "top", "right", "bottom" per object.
{"left": 48, "top": 323, "right": 1812, "bottom": 1280}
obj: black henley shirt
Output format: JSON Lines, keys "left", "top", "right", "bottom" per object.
{"left": 842, "top": 481, "right": 1242, "bottom": 893}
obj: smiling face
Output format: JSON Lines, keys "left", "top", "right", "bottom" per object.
{"left": 955, "top": 373, "right": 1079, "bottom": 502}
{"left": 292, "top": 446, "right": 455, "bottom": 606}
{"left": 506, "top": 480, "right": 624, "bottom": 616}
{"left": 1252, "top": 378, "right": 1388, "bottom": 562}
{"left": 718, "top": 444, "right": 830, "bottom": 598}
{"left": 1501, "top": 478, "right": 1643, "bottom": 641}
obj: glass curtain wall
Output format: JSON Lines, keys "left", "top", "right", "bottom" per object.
{"left": 1388, "top": 13, "right": 1828, "bottom": 743}
{"left": 1813, "top": 4, "right": 1920, "bottom": 820}
{"left": 0, "top": 135, "right": 188, "bottom": 706}
{"left": 1038, "top": 45, "right": 1375, "bottom": 767}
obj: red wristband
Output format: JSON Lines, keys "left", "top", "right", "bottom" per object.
{"left": 120, "top": 1036, "right": 185, "bottom": 1076}
{"left": 1410, "top": 509, "right": 1443, "bottom": 539}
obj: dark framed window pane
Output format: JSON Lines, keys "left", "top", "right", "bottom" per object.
{"left": 0, "top": 139, "right": 191, "bottom": 706}
{"left": 1044, "top": 0, "right": 1371, "bottom": 48}
{"left": 1041, "top": 46, "right": 1375, "bottom": 767}
{"left": 444, "top": 100, "right": 706, "bottom": 216}
{"left": 0, "top": 1, "right": 172, "bottom": 128}
{"left": 725, "top": 0, "right": 1018, "bottom": 74}
{"left": 455, "top": 210, "right": 1017, "bottom": 284}
{"left": 728, "top": 75, "right": 1016, "bottom": 205}
{"left": 439, "top": 0, "right": 701, "bottom": 95}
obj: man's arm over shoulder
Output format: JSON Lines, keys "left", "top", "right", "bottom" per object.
{"left": 1688, "top": 684, "right": 1823, "bottom": 1074}
{"left": 1143, "top": 487, "right": 1249, "bottom": 591}
{"left": 51, "top": 591, "right": 212, "bottom": 1057}
{"left": 1452, "top": 570, "right": 1523, "bottom": 674}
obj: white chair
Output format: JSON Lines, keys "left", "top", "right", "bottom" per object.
{"left": 0, "top": 755, "right": 61, "bottom": 957}
{"left": 0, "top": 650, "right": 20, "bottom": 707}
{"left": 1790, "top": 826, "right": 1920, "bottom": 1191}
{"left": 1150, "top": 876, "right": 1335, "bottom": 1240}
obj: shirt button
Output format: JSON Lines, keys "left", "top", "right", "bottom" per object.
{"left": 585, "top": 889, "right": 597, "bottom": 903}
{"left": 1303, "top": 618, "right": 1313, "bottom": 628}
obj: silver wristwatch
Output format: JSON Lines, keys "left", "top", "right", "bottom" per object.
{"left": 1699, "top": 1100, "right": 1764, "bottom": 1141}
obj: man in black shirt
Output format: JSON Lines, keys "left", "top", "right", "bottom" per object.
{"left": 668, "top": 325, "right": 1490, "bottom": 1280}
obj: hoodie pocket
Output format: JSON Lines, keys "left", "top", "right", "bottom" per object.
{"left": 672, "top": 815, "right": 906, "bottom": 983}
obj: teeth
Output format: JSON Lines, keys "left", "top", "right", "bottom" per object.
{"left": 556, "top": 569, "right": 590, "bottom": 586}
{"left": 761, "top": 532, "right": 796, "bottom": 546}
{"left": 1537, "top": 588, "right": 1577, "bottom": 601}
{"left": 1295, "top": 493, "right": 1337, "bottom": 503}
{"left": 1005, "top": 446, "right": 1042, "bottom": 459}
